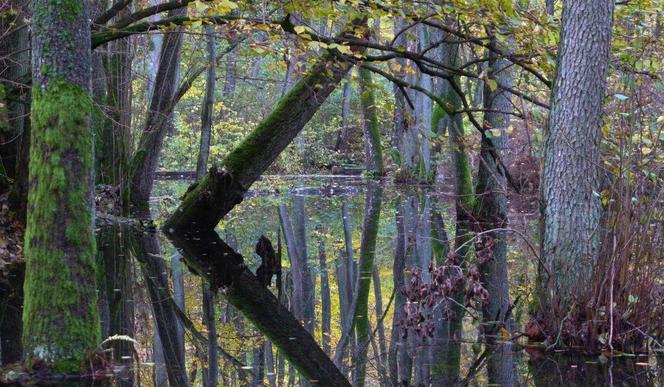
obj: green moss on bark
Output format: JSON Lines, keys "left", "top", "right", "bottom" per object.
{"left": 23, "top": 78, "right": 99, "bottom": 368}
{"left": 359, "top": 67, "right": 384, "bottom": 176}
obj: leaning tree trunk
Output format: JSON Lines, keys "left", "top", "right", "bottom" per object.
{"left": 540, "top": 0, "right": 614, "bottom": 329}
{"left": 129, "top": 7, "right": 185, "bottom": 206}
{"left": 22, "top": 0, "right": 100, "bottom": 369}
{"left": 163, "top": 20, "right": 366, "bottom": 231}
{"left": 166, "top": 229, "right": 351, "bottom": 386}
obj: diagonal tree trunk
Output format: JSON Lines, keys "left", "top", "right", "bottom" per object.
{"left": 166, "top": 229, "right": 350, "bottom": 386}
{"left": 163, "top": 19, "right": 366, "bottom": 231}
{"left": 129, "top": 7, "right": 185, "bottom": 206}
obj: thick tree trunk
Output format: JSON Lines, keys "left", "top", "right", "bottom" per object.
{"left": 196, "top": 25, "right": 216, "bottom": 178}
{"left": 129, "top": 7, "right": 185, "bottom": 206}
{"left": 358, "top": 68, "right": 384, "bottom": 176}
{"left": 163, "top": 22, "right": 365, "bottom": 231}
{"left": 540, "top": 0, "right": 614, "bottom": 326}
{"left": 166, "top": 229, "right": 350, "bottom": 386}
{"left": 23, "top": 0, "right": 100, "bottom": 368}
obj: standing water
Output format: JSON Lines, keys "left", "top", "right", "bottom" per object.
{"left": 1, "top": 176, "right": 662, "bottom": 386}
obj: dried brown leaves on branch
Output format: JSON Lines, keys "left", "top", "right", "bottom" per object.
{"left": 401, "top": 252, "right": 489, "bottom": 341}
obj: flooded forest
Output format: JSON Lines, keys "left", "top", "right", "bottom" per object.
{"left": 0, "top": 0, "right": 663, "bottom": 385}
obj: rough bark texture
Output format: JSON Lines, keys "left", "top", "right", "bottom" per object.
{"left": 358, "top": 67, "right": 384, "bottom": 176}
{"left": 166, "top": 229, "right": 350, "bottom": 386}
{"left": 129, "top": 7, "right": 185, "bottom": 206}
{"left": 163, "top": 42, "right": 361, "bottom": 231}
{"left": 540, "top": 0, "right": 614, "bottom": 322}
{"left": 22, "top": 0, "right": 100, "bottom": 368}
{"left": 196, "top": 25, "right": 216, "bottom": 179}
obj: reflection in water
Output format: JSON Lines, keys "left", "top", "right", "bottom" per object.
{"left": 2, "top": 178, "right": 662, "bottom": 386}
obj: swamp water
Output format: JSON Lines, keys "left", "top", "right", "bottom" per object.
{"left": 1, "top": 176, "right": 662, "bottom": 386}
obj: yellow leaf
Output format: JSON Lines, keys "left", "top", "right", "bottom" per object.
{"left": 294, "top": 25, "right": 307, "bottom": 35}
{"left": 641, "top": 147, "right": 652, "bottom": 155}
{"left": 486, "top": 78, "right": 498, "bottom": 91}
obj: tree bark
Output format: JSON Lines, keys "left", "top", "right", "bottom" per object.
{"left": 196, "top": 25, "right": 216, "bottom": 178}
{"left": 540, "top": 0, "right": 614, "bottom": 326}
{"left": 22, "top": 0, "right": 100, "bottom": 368}
{"left": 129, "top": 7, "right": 185, "bottom": 206}
{"left": 359, "top": 67, "right": 384, "bottom": 176}
{"left": 166, "top": 229, "right": 350, "bottom": 386}
{"left": 163, "top": 21, "right": 365, "bottom": 231}
{"left": 318, "top": 237, "right": 332, "bottom": 354}
{"left": 350, "top": 182, "right": 383, "bottom": 387}
{"left": 476, "top": 43, "right": 516, "bottom": 385}
{"left": 131, "top": 228, "right": 188, "bottom": 386}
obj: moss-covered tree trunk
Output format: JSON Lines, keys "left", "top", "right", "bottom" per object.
{"left": 359, "top": 67, "right": 384, "bottom": 176}
{"left": 163, "top": 24, "right": 364, "bottom": 231}
{"left": 350, "top": 182, "right": 382, "bottom": 386}
{"left": 23, "top": 0, "right": 99, "bottom": 369}
{"left": 430, "top": 33, "right": 472, "bottom": 386}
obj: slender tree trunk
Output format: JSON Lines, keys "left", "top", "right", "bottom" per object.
{"left": 1, "top": 0, "right": 30, "bottom": 219}
{"left": 476, "top": 43, "right": 516, "bottom": 385}
{"left": 97, "top": 225, "right": 135, "bottom": 382}
{"left": 196, "top": 25, "right": 216, "bottom": 178}
{"left": 540, "top": 0, "right": 614, "bottom": 328}
{"left": 130, "top": 7, "right": 185, "bottom": 206}
{"left": 372, "top": 266, "right": 388, "bottom": 385}
{"left": 99, "top": 25, "right": 132, "bottom": 193}
{"left": 318, "top": 238, "right": 332, "bottom": 354}
{"left": 23, "top": 0, "right": 100, "bottom": 368}
{"left": 389, "top": 201, "right": 412, "bottom": 385}
{"left": 546, "top": 0, "right": 555, "bottom": 16}
{"left": 351, "top": 182, "right": 383, "bottom": 387}
{"left": 334, "top": 80, "right": 353, "bottom": 153}
{"left": 131, "top": 228, "right": 189, "bottom": 386}
{"left": 359, "top": 68, "right": 384, "bottom": 176}
{"left": 0, "top": 262, "right": 23, "bottom": 364}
